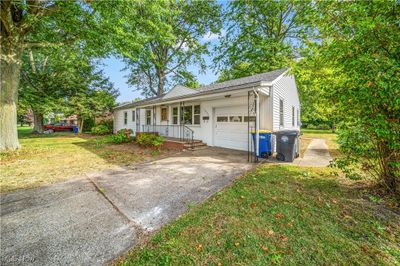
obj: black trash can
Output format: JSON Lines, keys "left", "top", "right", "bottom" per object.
{"left": 274, "top": 130, "right": 300, "bottom": 162}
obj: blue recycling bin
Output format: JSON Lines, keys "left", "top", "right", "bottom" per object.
{"left": 72, "top": 126, "right": 79, "bottom": 133}
{"left": 252, "top": 132, "right": 272, "bottom": 158}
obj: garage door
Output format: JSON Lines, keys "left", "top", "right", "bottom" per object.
{"left": 214, "top": 106, "right": 254, "bottom": 151}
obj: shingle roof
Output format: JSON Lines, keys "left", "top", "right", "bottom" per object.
{"left": 113, "top": 68, "right": 288, "bottom": 110}
{"left": 199, "top": 68, "right": 288, "bottom": 92}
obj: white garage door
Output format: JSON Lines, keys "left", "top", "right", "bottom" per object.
{"left": 214, "top": 106, "right": 254, "bottom": 151}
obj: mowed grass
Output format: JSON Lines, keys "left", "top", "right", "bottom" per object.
{"left": 119, "top": 165, "right": 400, "bottom": 265}
{"left": 0, "top": 127, "right": 166, "bottom": 193}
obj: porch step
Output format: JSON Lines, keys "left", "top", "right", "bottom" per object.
{"left": 183, "top": 141, "right": 207, "bottom": 150}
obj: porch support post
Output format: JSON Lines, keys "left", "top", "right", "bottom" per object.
{"left": 253, "top": 89, "right": 260, "bottom": 159}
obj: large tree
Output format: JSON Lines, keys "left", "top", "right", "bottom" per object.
{"left": 123, "top": 0, "right": 221, "bottom": 97}
{"left": 311, "top": 1, "right": 400, "bottom": 195}
{"left": 0, "top": 0, "right": 103, "bottom": 150}
{"left": 63, "top": 69, "right": 118, "bottom": 133}
{"left": 20, "top": 47, "right": 94, "bottom": 133}
{"left": 215, "top": 0, "right": 311, "bottom": 81}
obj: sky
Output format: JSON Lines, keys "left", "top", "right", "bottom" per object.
{"left": 101, "top": 31, "right": 222, "bottom": 104}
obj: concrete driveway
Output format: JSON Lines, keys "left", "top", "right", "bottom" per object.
{"left": 1, "top": 147, "right": 252, "bottom": 265}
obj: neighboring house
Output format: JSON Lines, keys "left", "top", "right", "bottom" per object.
{"left": 46, "top": 113, "right": 78, "bottom": 125}
{"left": 95, "top": 111, "right": 113, "bottom": 124}
{"left": 113, "top": 68, "right": 300, "bottom": 155}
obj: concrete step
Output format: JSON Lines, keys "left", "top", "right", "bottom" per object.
{"left": 183, "top": 141, "right": 207, "bottom": 150}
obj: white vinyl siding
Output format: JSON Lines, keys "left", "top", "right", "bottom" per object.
{"left": 113, "top": 109, "right": 137, "bottom": 133}
{"left": 272, "top": 74, "right": 300, "bottom": 131}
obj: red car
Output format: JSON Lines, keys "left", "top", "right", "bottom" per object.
{"left": 44, "top": 123, "right": 74, "bottom": 132}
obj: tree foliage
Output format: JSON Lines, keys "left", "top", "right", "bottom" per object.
{"left": 121, "top": 0, "right": 221, "bottom": 96}
{"left": 0, "top": 0, "right": 110, "bottom": 150}
{"left": 311, "top": 0, "right": 400, "bottom": 195}
{"left": 215, "top": 0, "right": 312, "bottom": 81}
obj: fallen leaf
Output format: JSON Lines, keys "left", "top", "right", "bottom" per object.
{"left": 332, "top": 199, "right": 337, "bottom": 204}
{"left": 240, "top": 196, "right": 245, "bottom": 199}
{"left": 250, "top": 203, "right": 257, "bottom": 209}
{"left": 196, "top": 244, "right": 203, "bottom": 252}
{"left": 234, "top": 242, "right": 240, "bottom": 247}
{"left": 218, "top": 263, "right": 222, "bottom": 266}
{"left": 259, "top": 244, "right": 269, "bottom": 252}
{"left": 267, "top": 229, "right": 274, "bottom": 236}
{"left": 287, "top": 222, "right": 293, "bottom": 228}
{"left": 281, "top": 235, "right": 289, "bottom": 242}
{"left": 275, "top": 213, "right": 284, "bottom": 219}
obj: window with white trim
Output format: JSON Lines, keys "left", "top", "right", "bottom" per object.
{"left": 194, "top": 105, "right": 200, "bottom": 125}
{"left": 297, "top": 109, "right": 300, "bottom": 126}
{"left": 145, "top": 110, "right": 151, "bottom": 125}
{"left": 132, "top": 110, "right": 135, "bottom": 122}
{"left": 123, "top": 111, "right": 127, "bottom": 125}
{"left": 279, "top": 99, "right": 284, "bottom": 127}
{"left": 292, "top": 106, "right": 295, "bottom": 126}
{"left": 180, "top": 105, "right": 201, "bottom": 125}
{"left": 172, "top": 107, "right": 178, "bottom": 124}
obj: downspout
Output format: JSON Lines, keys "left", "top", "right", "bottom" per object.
{"left": 253, "top": 89, "right": 260, "bottom": 158}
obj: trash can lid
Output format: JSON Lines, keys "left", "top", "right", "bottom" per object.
{"left": 251, "top": 130, "right": 272, "bottom": 134}
{"left": 273, "top": 130, "right": 300, "bottom": 136}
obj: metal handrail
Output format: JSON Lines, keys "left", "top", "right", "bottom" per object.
{"left": 183, "top": 125, "right": 194, "bottom": 149}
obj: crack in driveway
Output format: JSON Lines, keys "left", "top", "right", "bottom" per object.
{"left": 1, "top": 147, "right": 252, "bottom": 265}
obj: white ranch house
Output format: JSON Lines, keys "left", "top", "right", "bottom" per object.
{"left": 113, "top": 68, "right": 300, "bottom": 157}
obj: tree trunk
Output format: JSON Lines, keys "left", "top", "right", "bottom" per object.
{"left": 32, "top": 110, "right": 44, "bottom": 134}
{"left": 0, "top": 48, "right": 22, "bottom": 151}
{"left": 157, "top": 68, "right": 165, "bottom": 96}
{"left": 78, "top": 116, "right": 84, "bottom": 133}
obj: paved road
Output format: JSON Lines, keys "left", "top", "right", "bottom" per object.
{"left": 297, "top": 138, "right": 332, "bottom": 167}
{"left": 1, "top": 148, "right": 252, "bottom": 266}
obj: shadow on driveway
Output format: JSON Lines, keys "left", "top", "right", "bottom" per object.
{"left": 1, "top": 147, "right": 253, "bottom": 265}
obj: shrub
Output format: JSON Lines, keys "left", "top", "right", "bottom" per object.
{"left": 82, "top": 117, "right": 95, "bottom": 133}
{"left": 97, "top": 119, "right": 113, "bottom": 132}
{"left": 108, "top": 129, "right": 134, "bottom": 144}
{"left": 136, "top": 133, "right": 164, "bottom": 149}
{"left": 91, "top": 125, "right": 110, "bottom": 135}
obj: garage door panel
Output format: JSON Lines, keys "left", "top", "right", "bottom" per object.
{"left": 214, "top": 105, "right": 249, "bottom": 151}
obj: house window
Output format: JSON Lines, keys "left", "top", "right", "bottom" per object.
{"left": 181, "top": 106, "right": 193, "bottom": 124}
{"left": 145, "top": 110, "right": 151, "bottom": 125}
{"left": 279, "top": 99, "right": 284, "bottom": 127}
{"left": 132, "top": 110, "right": 135, "bottom": 122}
{"left": 216, "top": 116, "right": 228, "bottom": 122}
{"left": 194, "top": 105, "right": 200, "bottom": 125}
{"left": 161, "top": 107, "right": 168, "bottom": 121}
{"left": 230, "top": 116, "right": 242, "bottom": 122}
{"left": 172, "top": 107, "right": 178, "bottom": 124}
{"left": 123, "top": 111, "right": 127, "bottom": 125}
{"left": 297, "top": 109, "right": 300, "bottom": 126}
{"left": 244, "top": 116, "right": 256, "bottom": 122}
{"left": 292, "top": 106, "right": 295, "bottom": 126}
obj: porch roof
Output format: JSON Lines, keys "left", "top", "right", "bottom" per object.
{"left": 114, "top": 68, "right": 288, "bottom": 111}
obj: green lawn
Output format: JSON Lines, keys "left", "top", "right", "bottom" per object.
{"left": 0, "top": 127, "right": 169, "bottom": 193}
{"left": 119, "top": 165, "right": 400, "bottom": 265}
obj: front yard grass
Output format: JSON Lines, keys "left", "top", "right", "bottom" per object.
{"left": 119, "top": 165, "right": 400, "bottom": 265}
{"left": 0, "top": 127, "right": 169, "bottom": 193}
